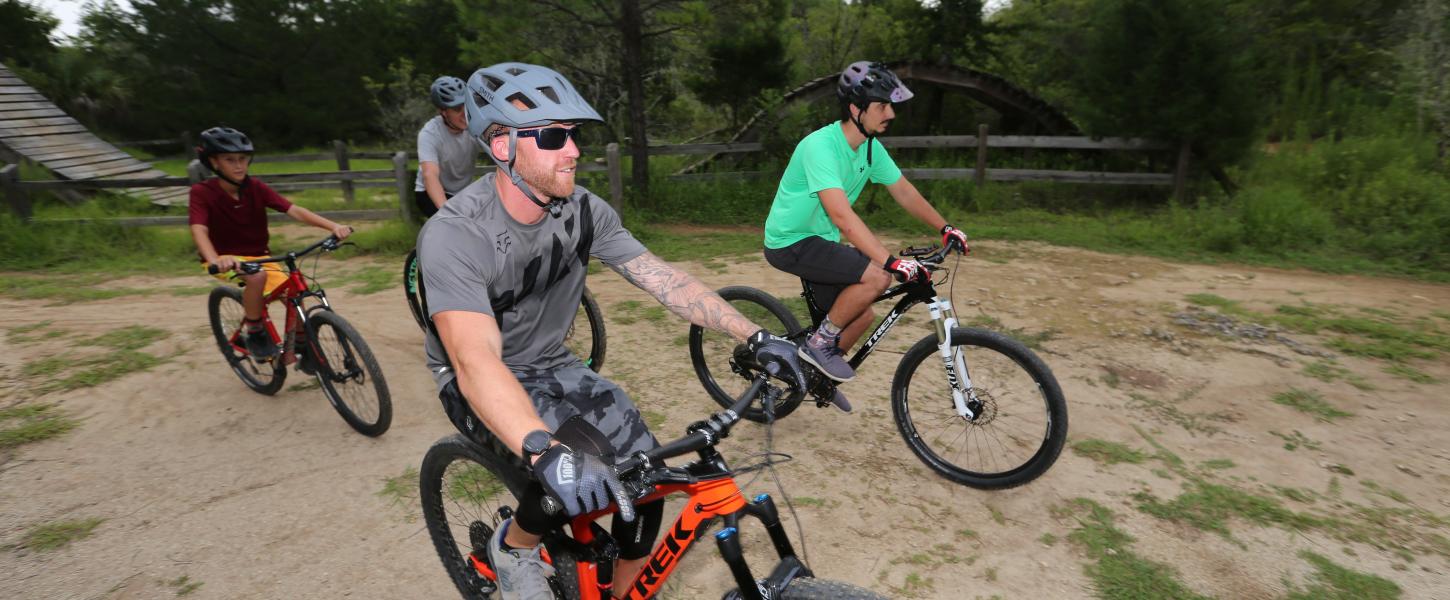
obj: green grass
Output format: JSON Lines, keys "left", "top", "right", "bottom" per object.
{"left": 80, "top": 326, "right": 170, "bottom": 351}
{"left": 18, "top": 518, "right": 105, "bottom": 551}
{"left": 1064, "top": 498, "right": 1212, "bottom": 600}
{"left": 377, "top": 466, "right": 419, "bottom": 507}
{"left": 1269, "top": 430, "right": 1321, "bottom": 452}
{"left": 1071, "top": 439, "right": 1149, "bottom": 465}
{"left": 0, "top": 404, "right": 80, "bottom": 449}
{"left": 166, "top": 575, "right": 204, "bottom": 596}
{"left": 341, "top": 266, "right": 397, "bottom": 295}
{"left": 1271, "top": 388, "right": 1352, "bottom": 421}
{"left": 1360, "top": 481, "right": 1411, "bottom": 504}
{"left": 1382, "top": 363, "right": 1438, "bottom": 384}
{"left": 1199, "top": 458, "right": 1236, "bottom": 470}
{"left": 446, "top": 463, "right": 506, "bottom": 504}
{"left": 1126, "top": 391, "right": 1230, "bottom": 436}
{"left": 27, "top": 351, "right": 167, "bottom": 394}
{"left": 1285, "top": 550, "right": 1401, "bottom": 600}
{"left": 1135, "top": 481, "right": 1324, "bottom": 545}
{"left": 1302, "top": 360, "right": 1374, "bottom": 390}
{"left": 1038, "top": 532, "right": 1059, "bottom": 546}
{"left": 629, "top": 225, "right": 762, "bottom": 263}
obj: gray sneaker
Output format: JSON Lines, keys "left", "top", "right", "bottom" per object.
{"left": 487, "top": 519, "right": 556, "bottom": 600}
{"left": 798, "top": 343, "right": 855, "bottom": 382}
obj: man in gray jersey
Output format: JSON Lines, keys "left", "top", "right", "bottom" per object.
{"left": 417, "top": 63, "right": 804, "bottom": 600}
{"left": 414, "top": 75, "right": 479, "bottom": 219}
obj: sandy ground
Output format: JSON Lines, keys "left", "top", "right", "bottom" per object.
{"left": 2, "top": 226, "right": 1448, "bottom": 599}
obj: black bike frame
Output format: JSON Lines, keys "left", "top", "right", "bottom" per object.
{"left": 799, "top": 277, "right": 941, "bottom": 370}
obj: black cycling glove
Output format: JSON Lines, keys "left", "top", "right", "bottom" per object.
{"left": 533, "top": 444, "right": 635, "bottom": 522}
{"left": 745, "top": 329, "right": 807, "bottom": 391}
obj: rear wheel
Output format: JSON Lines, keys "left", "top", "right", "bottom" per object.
{"left": 891, "top": 327, "right": 1068, "bottom": 489}
{"left": 780, "top": 577, "right": 888, "bottom": 599}
{"left": 207, "top": 286, "right": 286, "bottom": 395}
{"left": 688, "top": 286, "right": 806, "bottom": 422}
{"left": 420, "top": 435, "right": 579, "bottom": 600}
{"left": 307, "top": 310, "right": 392, "bottom": 436}
{"left": 567, "top": 287, "right": 606, "bottom": 372}
{"left": 404, "top": 249, "right": 426, "bottom": 332}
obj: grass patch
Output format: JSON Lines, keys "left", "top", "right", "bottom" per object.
{"left": 0, "top": 404, "right": 80, "bottom": 449}
{"left": 18, "top": 517, "right": 105, "bottom": 551}
{"left": 641, "top": 410, "right": 667, "bottom": 430}
{"left": 630, "top": 225, "right": 762, "bottom": 263}
{"left": 377, "top": 466, "right": 419, "bottom": 507}
{"left": 1270, "top": 430, "right": 1322, "bottom": 452}
{"left": 27, "top": 351, "right": 167, "bottom": 394}
{"left": 794, "top": 497, "right": 827, "bottom": 508}
{"left": 1360, "top": 481, "right": 1410, "bottom": 504}
{"left": 1199, "top": 458, "right": 1236, "bottom": 470}
{"left": 446, "top": 463, "right": 507, "bottom": 504}
{"left": 341, "top": 265, "right": 397, "bottom": 295}
{"left": 1039, "top": 532, "right": 1059, "bottom": 546}
{"left": 80, "top": 325, "right": 170, "bottom": 351}
{"left": 1271, "top": 388, "right": 1351, "bottom": 421}
{"left": 287, "top": 380, "right": 321, "bottom": 392}
{"left": 1273, "top": 485, "right": 1318, "bottom": 504}
{"left": 1135, "top": 481, "right": 1323, "bottom": 546}
{"left": 611, "top": 300, "right": 669, "bottom": 326}
{"left": 1285, "top": 550, "right": 1401, "bottom": 600}
{"left": 1327, "top": 337, "right": 1436, "bottom": 361}
{"left": 987, "top": 504, "right": 1006, "bottom": 525}
{"left": 1071, "top": 439, "right": 1149, "bottom": 465}
{"left": 1382, "top": 363, "right": 1437, "bottom": 384}
{"left": 166, "top": 575, "right": 204, "bottom": 596}
{"left": 1126, "top": 391, "right": 1230, "bottom": 436}
{"left": 1302, "top": 360, "right": 1374, "bottom": 390}
{"left": 1064, "top": 498, "right": 1212, "bottom": 600}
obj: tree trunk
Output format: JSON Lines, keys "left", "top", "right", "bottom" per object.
{"left": 620, "top": 0, "right": 650, "bottom": 196}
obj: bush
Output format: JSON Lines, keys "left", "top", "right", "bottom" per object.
{"left": 1237, "top": 184, "right": 1333, "bottom": 252}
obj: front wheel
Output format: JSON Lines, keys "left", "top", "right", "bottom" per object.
{"left": 780, "top": 577, "right": 888, "bottom": 599}
{"left": 207, "top": 286, "right": 286, "bottom": 395}
{"left": 306, "top": 310, "right": 392, "bottom": 436}
{"left": 688, "top": 286, "right": 807, "bottom": 423}
{"left": 419, "top": 435, "right": 579, "bottom": 600}
{"left": 891, "top": 327, "right": 1068, "bottom": 489}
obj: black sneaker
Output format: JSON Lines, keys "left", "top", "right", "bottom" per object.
{"left": 243, "top": 329, "right": 277, "bottom": 359}
{"left": 295, "top": 346, "right": 318, "bottom": 375}
{"left": 798, "top": 343, "right": 855, "bottom": 382}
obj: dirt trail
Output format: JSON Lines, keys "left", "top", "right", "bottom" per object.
{"left": 2, "top": 231, "right": 1448, "bottom": 599}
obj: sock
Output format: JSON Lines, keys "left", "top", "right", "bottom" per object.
{"left": 243, "top": 317, "right": 265, "bottom": 333}
{"left": 807, "top": 317, "right": 843, "bottom": 350}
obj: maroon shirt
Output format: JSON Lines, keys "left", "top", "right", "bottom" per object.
{"left": 188, "top": 178, "right": 294, "bottom": 256}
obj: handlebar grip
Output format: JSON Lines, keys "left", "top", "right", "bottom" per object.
{"left": 207, "top": 264, "right": 221, "bottom": 275}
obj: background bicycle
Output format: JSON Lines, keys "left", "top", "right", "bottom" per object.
{"left": 404, "top": 248, "right": 607, "bottom": 372}
{"left": 689, "top": 246, "right": 1068, "bottom": 489}
{"left": 207, "top": 235, "right": 393, "bottom": 437}
{"left": 419, "top": 363, "right": 886, "bottom": 600}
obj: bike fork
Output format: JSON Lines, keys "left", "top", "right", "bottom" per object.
{"left": 928, "top": 299, "right": 977, "bottom": 419}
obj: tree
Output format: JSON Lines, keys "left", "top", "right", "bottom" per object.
{"left": 686, "top": 0, "right": 792, "bottom": 129}
{"left": 0, "top": 0, "right": 58, "bottom": 71}
{"left": 1396, "top": 0, "right": 1450, "bottom": 161}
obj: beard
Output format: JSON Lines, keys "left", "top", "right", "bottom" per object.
{"left": 515, "top": 155, "right": 575, "bottom": 199}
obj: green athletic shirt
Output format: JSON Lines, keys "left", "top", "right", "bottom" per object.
{"left": 763, "top": 121, "right": 902, "bottom": 249}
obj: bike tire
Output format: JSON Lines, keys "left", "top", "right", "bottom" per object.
{"left": 891, "top": 327, "right": 1068, "bottom": 489}
{"left": 780, "top": 577, "right": 888, "bottom": 600}
{"left": 688, "top": 286, "right": 806, "bottom": 423}
{"left": 404, "top": 249, "right": 427, "bottom": 332}
{"left": 207, "top": 286, "right": 286, "bottom": 395}
{"left": 420, "top": 435, "right": 580, "bottom": 600}
{"left": 306, "top": 310, "right": 393, "bottom": 437}
{"left": 570, "top": 287, "right": 607, "bottom": 373}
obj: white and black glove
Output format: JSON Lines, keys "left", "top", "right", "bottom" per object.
{"left": 534, "top": 444, "right": 635, "bottom": 522}
{"left": 941, "top": 224, "right": 970, "bottom": 254}
{"left": 884, "top": 255, "right": 928, "bottom": 283}
{"left": 745, "top": 329, "right": 807, "bottom": 390}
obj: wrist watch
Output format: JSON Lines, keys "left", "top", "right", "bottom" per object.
{"left": 522, "top": 429, "right": 554, "bottom": 463}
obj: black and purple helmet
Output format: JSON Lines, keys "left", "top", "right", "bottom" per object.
{"left": 837, "top": 61, "right": 913, "bottom": 107}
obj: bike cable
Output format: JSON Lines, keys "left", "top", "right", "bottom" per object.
{"left": 732, "top": 400, "right": 812, "bottom": 570}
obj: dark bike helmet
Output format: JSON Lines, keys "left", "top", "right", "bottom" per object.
{"left": 196, "top": 126, "right": 255, "bottom": 187}
{"left": 429, "top": 76, "right": 467, "bottom": 109}
{"left": 463, "top": 62, "right": 604, "bottom": 217}
{"left": 836, "top": 61, "right": 912, "bottom": 164}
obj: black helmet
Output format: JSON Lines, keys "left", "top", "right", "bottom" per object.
{"left": 837, "top": 61, "right": 913, "bottom": 108}
{"left": 196, "top": 127, "right": 254, "bottom": 186}
{"left": 429, "top": 76, "right": 467, "bottom": 109}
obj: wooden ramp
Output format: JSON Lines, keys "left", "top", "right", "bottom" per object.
{"left": 0, "top": 62, "right": 188, "bottom": 207}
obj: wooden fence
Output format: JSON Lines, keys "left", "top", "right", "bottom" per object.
{"left": 4, "top": 129, "right": 1184, "bottom": 224}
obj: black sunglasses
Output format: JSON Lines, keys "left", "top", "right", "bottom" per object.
{"left": 517, "top": 126, "right": 582, "bottom": 150}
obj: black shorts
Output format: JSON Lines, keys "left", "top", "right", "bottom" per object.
{"left": 763, "top": 236, "right": 871, "bottom": 313}
{"left": 414, "top": 190, "right": 452, "bottom": 219}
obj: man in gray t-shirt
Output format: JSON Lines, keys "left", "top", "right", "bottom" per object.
{"left": 413, "top": 75, "right": 479, "bottom": 219}
{"left": 417, "top": 62, "right": 804, "bottom": 600}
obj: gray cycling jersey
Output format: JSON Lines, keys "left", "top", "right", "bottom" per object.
{"left": 413, "top": 115, "right": 480, "bottom": 194}
{"left": 418, "top": 172, "right": 646, "bottom": 390}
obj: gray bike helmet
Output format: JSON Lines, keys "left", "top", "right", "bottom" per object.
{"left": 429, "top": 76, "right": 467, "bottom": 109}
{"left": 463, "top": 62, "right": 604, "bottom": 216}
{"left": 837, "top": 61, "right": 912, "bottom": 165}
{"left": 196, "top": 126, "right": 255, "bottom": 187}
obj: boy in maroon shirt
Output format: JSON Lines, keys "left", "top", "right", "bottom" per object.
{"left": 188, "top": 127, "right": 353, "bottom": 358}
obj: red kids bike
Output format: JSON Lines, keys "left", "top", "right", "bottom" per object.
{"left": 206, "top": 235, "right": 392, "bottom": 437}
{"left": 419, "top": 360, "right": 885, "bottom": 599}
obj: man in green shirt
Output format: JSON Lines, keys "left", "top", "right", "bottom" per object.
{"left": 763, "top": 61, "right": 970, "bottom": 412}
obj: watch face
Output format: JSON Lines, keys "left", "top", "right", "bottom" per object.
{"left": 524, "top": 430, "right": 552, "bottom": 455}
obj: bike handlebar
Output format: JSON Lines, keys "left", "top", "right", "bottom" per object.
{"left": 899, "top": 244, "right": 953, "bottom": 267}
{"left": 206, "top": 235, "right": 342, "bottom": 275}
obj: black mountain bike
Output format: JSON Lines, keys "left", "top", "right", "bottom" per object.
{"left": 404, "top": 248, "right": 607, "bottom": 371}
{"left": 688, "top": 246, "right": 1067, "bottom": 489}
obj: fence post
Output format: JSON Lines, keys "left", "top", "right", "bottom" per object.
{"left": 974, "top": 124, "right": 989, "bottom": 186}
{"left": 394, "top": 151, "right": 415, "bottom": 223}
{"left": 605, "top": 142, "right": 623, "bottom": 215}
{"left": 334, "top": 140, "right": 355, "bottom": 204}
{"left": 186, "top": 159, "right": 204, "bottom": 184}
{"left": 2, "top": 164, "right": 32, "bottom": 220}
{"left": 1173, "top": 141, "right": 1192, "bottom": 203}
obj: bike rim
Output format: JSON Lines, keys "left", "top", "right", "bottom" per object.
{"left": 216, "top": 292, "right": 282, "bottom": 385}
{"left": 312, "top": 322, "right": 381, "bottom": 422}
{"left": 432, "top": 452, "right": 512, "bottom": 590}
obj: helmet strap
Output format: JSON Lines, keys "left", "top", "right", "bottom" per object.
{"left": 201, "top": 154, "right": 251, "bottom": 188}
{"left": 849, "top": 102, "right": 875, "bottom": 166}
{"left": 492, "top": 131, "right": 566, "bottom": 218}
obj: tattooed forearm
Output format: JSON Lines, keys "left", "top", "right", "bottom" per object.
{"left": 611, "top": 252, "right": 758, "bottom": 340}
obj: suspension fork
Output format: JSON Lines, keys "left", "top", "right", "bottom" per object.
{"left": 927, "top": 298, "right": 977, "bottom": 419}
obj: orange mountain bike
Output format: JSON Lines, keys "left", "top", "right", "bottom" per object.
{"left": 206, "top": 235, "right": 392, "bottom": 436}
{"left": 419, "top": 363, "right": 885, "bottom": 600}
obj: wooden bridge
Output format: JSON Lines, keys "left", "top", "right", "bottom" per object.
{"left": 0, "top": 62, "right": 187, "bottom": 207}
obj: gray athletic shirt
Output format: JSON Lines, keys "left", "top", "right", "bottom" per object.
{"left": 413, "top": 115, "right": 480, "bottom": 193}
{"left": 418, "top": 172, "right": 646, "bottom": 390}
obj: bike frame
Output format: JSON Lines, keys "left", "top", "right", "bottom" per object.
{"left": 465, "top": 469, "right": 811, "bottom": 600}
{"left": 222, "top": 254, "right": 332, "bottom": 367}
{"left": 799, "top": 272, "right": 981, "bottom": 419}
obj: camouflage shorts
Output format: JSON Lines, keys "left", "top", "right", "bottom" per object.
{"left": 439, "top": 363, "right": 659, "bottom": 459}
